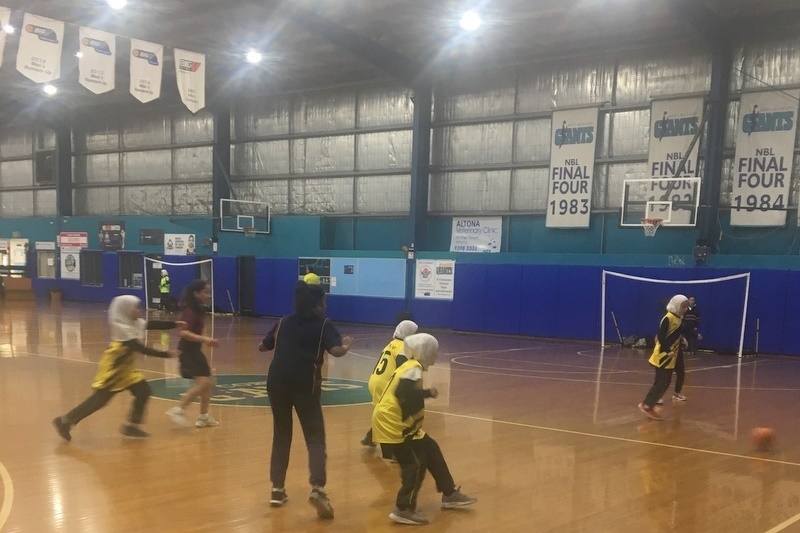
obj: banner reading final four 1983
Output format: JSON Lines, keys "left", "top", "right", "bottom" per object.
{"left": 648, "top": 97, "right": 703, "bottom": 179}
{"left": 546, "top": 107, "right": 598, "bottom": 228}
{"left": 731, "top": 89, "right": 799, "bottom": 227}
{"left": 16, "top": 13, "right": 64, "bottom": 83}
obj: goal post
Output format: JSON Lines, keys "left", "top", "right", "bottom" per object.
{"left": 601, "top": 270, "right": 751, "bottom": 358}
{"left": 143, "top": 257, "right": 215, "bottom": 314}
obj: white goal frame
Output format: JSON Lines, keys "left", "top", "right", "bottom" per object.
{"left": 144, "top": 257, "right": 215, "bottom": 316}
{"left": 601, "top": 270, "right": 751, "bottom": 358}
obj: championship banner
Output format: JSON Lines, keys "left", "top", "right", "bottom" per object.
{"left": 174, "top": 48, "right": 206, "bottom": 113}
{"left": 547, "top": 107, "right": 598, "bottom": 228}
{"left": 164, "top": 233, "right": 195, "bottom": 256}
{"left": 16, "top": 13, "right": 64, "bottom": 83}
{"left": 450, "top": 216, "right": 501, "bottom": 253}
{"left": 731, "top": 89, "right": 799, "bottom": 226}
{"left": 60, "top": 247, "right": 81, "bottom": 280}
{"left": 79, "top": 27, "right": 115, "bottom": 94}
{"left": 0, "top": 7, "right": 10, "bottom": 69}
{"left": 415, "top": 259, "right": 455, "bottom": 300}
{"left": 648, "top": 97, "right": 703, "bottom": 178}
{"left": 130, "top": 38, "right": 163, "bottom": 104}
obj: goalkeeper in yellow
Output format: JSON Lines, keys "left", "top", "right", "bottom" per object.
{"left": 371, "top": 333, "right": 476, "bottom": 525}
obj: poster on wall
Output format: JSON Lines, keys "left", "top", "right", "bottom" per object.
{"left": 546, "top": 107, "right": 599, "bottom": 228}
{"left": 164, "top": 234, "right": 195, "bottom": 256}
{"left": 99, "top": 222, "right": 126, "bottom": 251}
{"left": 415, "top": 259, "right": 455, "bottom": 300}
{"left": 60, "top": 247, "right": 81, "bottom": 280}
{"left": 731, "top": 89, "right": 800, "bottom": 226}
{"left": 9, "top": 239, "right": 28, "bottom": 266}
{"left": 139, "top": 229, "right": 164, "bottom": 245}
{"left": 58, "top": 232, "right": 88, "bottom": 248}
{"left": 450, "top": 217, "right": 501, "bottom": 253}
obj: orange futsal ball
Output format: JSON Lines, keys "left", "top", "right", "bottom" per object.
{"left": 751, "top": 427, "right": 775, "bottom": 451}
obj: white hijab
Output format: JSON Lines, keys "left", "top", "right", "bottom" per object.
{"left": 404, "top": 333, "right": 439, "bottom": 370}
{"left": 393, "top": 320, "right": 418, "bottom": 340}
{"left": 108, "top": 295, "right": 146, "bottom": 342}
{"left": 666, "top": 294, "right": 688, "bottom": 315}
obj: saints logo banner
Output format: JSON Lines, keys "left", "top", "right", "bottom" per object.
{"left": 648, "top": 97, "right": 703, "bottom": 179}
{"left": 16, "top": 13, "right": 64, "bottom": 83}
{"left": 129, "top": 38, "right": 162, "bottom": 103}
{"left": 60, "top": 247, "right": 81, "bottom": 280}
{"left": 547, "top": 107, "right": 598, "bottom": 228}
{"left": 174, "top": 48, "right": 205, "bottom": 113}
{"left": 79, "top": 27, "right": 115, "bottom": 94}
{"left": 731, "top": 89, "right": 799, "bottom": 226}
{"left": 0, "top": 7, "right": 10, "bottom": 69}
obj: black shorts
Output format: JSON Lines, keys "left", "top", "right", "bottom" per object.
{"left": 179, "top": 344, "right": 211, "bottom": 379}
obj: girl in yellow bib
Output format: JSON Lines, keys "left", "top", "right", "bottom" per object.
{"left": 372, "top": 333, "right": 476, "bottom": 525}
{"left": 360, "top": 320, "right": 417, "bottom": 449}
{"left": 639, "top": 294, "right": 689, "bottom": 421}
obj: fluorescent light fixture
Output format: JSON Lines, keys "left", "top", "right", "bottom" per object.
{"left": 2, "top": 24, "right": 14, "bottom": 34}
{"left": 246, "top": 49, "right": 262, "bottom": 64}
{"left": 459, "top": 10, "right": 482, "bottom": 31}
{"left": 75, "top": 51, "right": 84, "bottom": 58}
{"left": 43, "top": 84, "right": 58, "bottom": 96}
{"left": 107, "top": 0, "right": 127, "bottom": 9}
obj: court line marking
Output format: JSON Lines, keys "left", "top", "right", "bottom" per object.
{"left": 426, "top": 409, "right": 800, "bottom": 468}
{"left": 0, "top": 459, "right": 14, "bottom": 531}
{"left": 764, "top": 512, "right": 800, "bottom": 533}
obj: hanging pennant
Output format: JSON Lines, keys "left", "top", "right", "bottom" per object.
{"left": 174, "top": 48, "right": 206, "bottom": 113}
{"left": 16, "top": 13, "right": 64, "bottom": 83}
{"left": 78, "top": 27, "right": 115, "bottom": 94}
{"left": 129, "top": 38, "right": 162, "bottom": 103}
{"left": 0, "top": 7, "right": 10, "bottom": 69}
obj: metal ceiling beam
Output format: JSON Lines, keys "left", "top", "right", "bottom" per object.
{"left": 279, "top": 4, "right": 421, "bottom": 85}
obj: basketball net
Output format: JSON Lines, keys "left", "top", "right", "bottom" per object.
{"left": 641, "top": 218, "right": 663, "bottom": 237}
{"left": 243, "top": 227, "right": 256, "bottom": 238}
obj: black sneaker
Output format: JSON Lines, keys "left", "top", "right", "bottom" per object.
{"left": 309, "top": 486, "right": 334, "bottom": 519}
{"left": 121, "top": 424, "right": 150, "bottom": 438}
{"left": 53, "top": 417, "right": 72, "bottom": 442}
{"left": 270, "top": 488, "right": 288, "bottom": 507}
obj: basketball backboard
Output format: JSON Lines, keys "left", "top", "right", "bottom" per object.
{"left": 621, "top": 177, "right": 701, "bottom": 227}
{"left": 220, "top": 198, "right": 271, "bottom": 234}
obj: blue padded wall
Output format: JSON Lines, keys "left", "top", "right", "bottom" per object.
{"left": 519, "top": 265, "right": 561, "bottom": 337}
{"left": 484, "top": 264, "right": 523, "bottom": 335}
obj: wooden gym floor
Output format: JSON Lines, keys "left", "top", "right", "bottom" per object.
{"left": 1, "top": 300, "right": 800, "bottom": 532}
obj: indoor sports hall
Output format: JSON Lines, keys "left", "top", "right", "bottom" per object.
{"left": 2, "top": 1, "right": 800, "bottom": 532}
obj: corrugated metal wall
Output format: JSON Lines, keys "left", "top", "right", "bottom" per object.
{"left": 0, "top": 34, "right": 799, "bottom": 219}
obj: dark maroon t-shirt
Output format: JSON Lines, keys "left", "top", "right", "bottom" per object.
{"left": 180, "top": 306, "right": 205, "bottom": 336}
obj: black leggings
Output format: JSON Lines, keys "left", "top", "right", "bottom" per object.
{"left": 268, "top": 381, "right": 327, "bottom": 488}
{"left": 65, "top": 380, "right": 152, "bottom": 426}
{"left": 382, "top": 434, "right": 456, "bottom": 511}
{"left": 674, "top": 351, "right": 685, "bottom": 394}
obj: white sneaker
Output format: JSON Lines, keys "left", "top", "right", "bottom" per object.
{"left": 195, "top": 414, "right": 219, "bottom": 428}
{"left": 166, "top": 406, "right": 189, "bottom": 426}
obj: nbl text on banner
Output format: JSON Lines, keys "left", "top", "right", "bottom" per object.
{"left": 731, "top": 89, "right": 799, "bottom": 227}
{"left": 546, "top": 107, "right": 599, "bottom": 228}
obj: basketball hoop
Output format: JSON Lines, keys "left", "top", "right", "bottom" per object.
{"left": 243, "top": 226, "right": 256, "bottom": 238}
{"left": 641, "top": 218, "right": 663, "bottom": 237}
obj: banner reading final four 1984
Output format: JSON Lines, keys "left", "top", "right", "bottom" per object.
{"left": 16, "top": 13, "right": 64, "bottom": 83}
{"left": 546, "top": 107, "right": 598, "bottom": 228}
{"left": 731, "top": 89, "right": 799, "bottom": 227}
{"left": 648, "top": 97, "right": 703, "bottom": 179}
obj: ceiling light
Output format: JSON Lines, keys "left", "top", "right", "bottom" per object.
{"left": 246, "top": 49, "right": 262, "bottom": 64}
{"left": 107, "top": 0, "right": 127, "bottom": 9}
{"left": 2, "top": 24, "right": 14, "bottom": 34}
{"left": 43, "top": 84, "right": 58, "bottom": 96}
{"left": 459, "top": 10, "right": 482, "bottom": 31}
{"left": 75, "top": 51, "right": 84, "bottom": 58}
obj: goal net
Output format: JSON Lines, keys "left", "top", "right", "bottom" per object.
{"left": 601, "top": 271, "right": 751, "bottom": 357}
